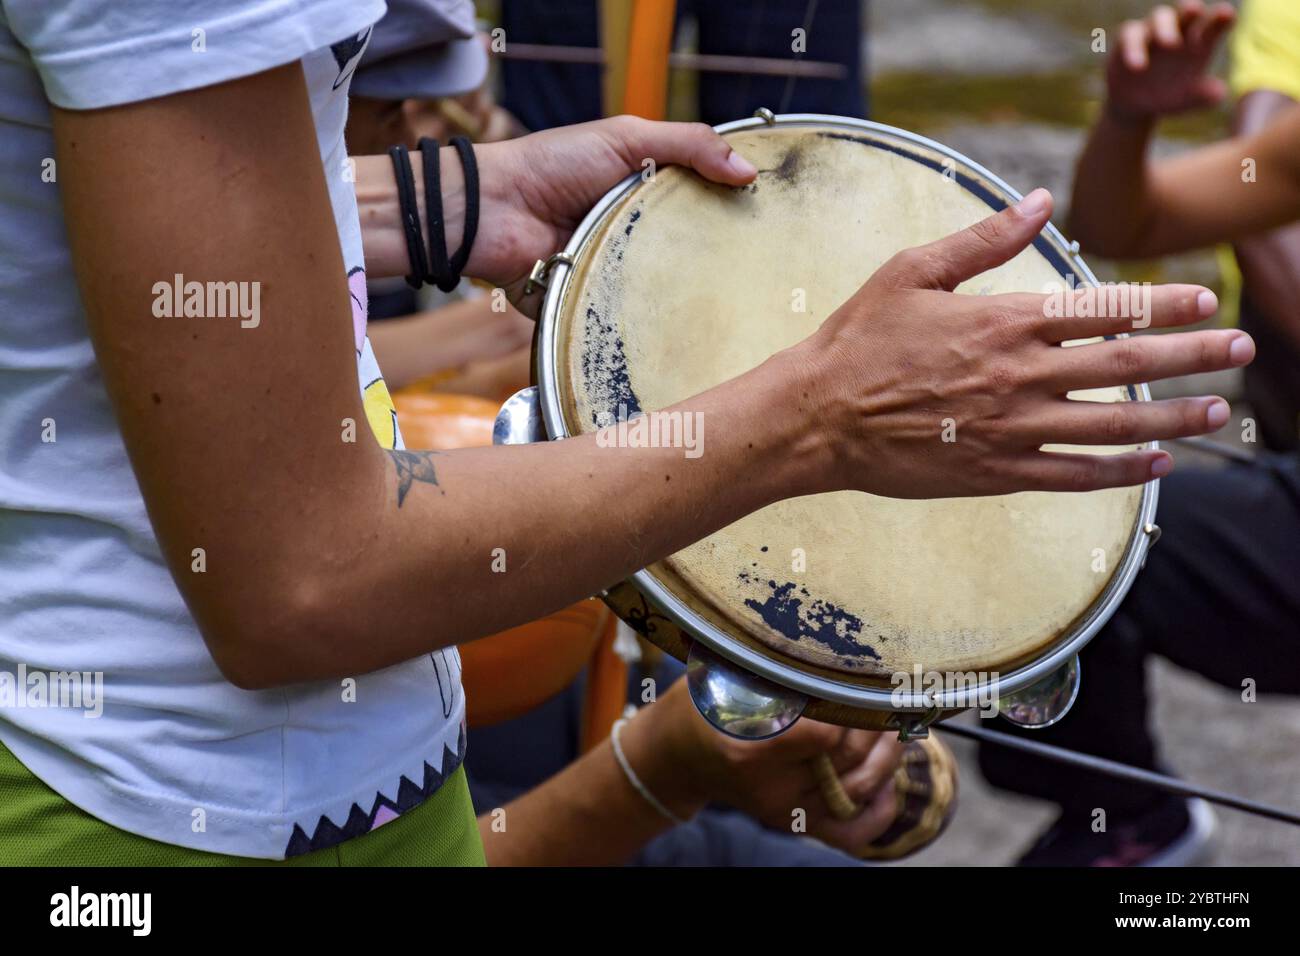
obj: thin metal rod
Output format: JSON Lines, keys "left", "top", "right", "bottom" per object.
{"left": 496, "top": 43, "right": 848, "bottom": 80}
{"left": 941, "top": 722, "right": 1300, "bottom": 827}
{"left": 1170, "top": 435, "right": 1257, "bottom": 464}
{"left": 779, "top": 0, "right": 821, "bottom": 114}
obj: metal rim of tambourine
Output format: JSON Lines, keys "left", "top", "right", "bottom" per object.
{"left": 506, "top": 110, "right": 1162, "bottom": 724}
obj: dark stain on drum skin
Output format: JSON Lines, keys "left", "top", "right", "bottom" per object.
{"left": 738, "top": 572, "right": 881, "bottom": 662}
{"left": 612, "top": 204, "right": 643, "bottom": 261}
{"left": 582, "top": 305, "right": 642, "bottom": 424}
{"left": 758, "top": 144, "right": 804, "bottom": 186}
{"left": 623, "top": 208, "right": 641, "bottom": 238}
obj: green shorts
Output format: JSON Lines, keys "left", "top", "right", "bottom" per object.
{"left": 0, "top": 739, "right": 485, "bottom": 866}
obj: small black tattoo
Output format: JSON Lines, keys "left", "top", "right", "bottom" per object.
{"left": 389, "top": 449, "right": 441, "bottom": 506}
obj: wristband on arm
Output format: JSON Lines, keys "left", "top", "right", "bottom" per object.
{"left": 387, "top": 144, "right": 428, "bottom": 291}
{"left": 418, "top": 136, "right": 480, "bottom": 293}
{"left": 389, "top": 137, "right": 480, "bottom": 293}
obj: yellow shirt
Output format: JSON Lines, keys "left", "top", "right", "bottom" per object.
{"left": 1232, "top": 0, "right": 1300, "bottom": 101}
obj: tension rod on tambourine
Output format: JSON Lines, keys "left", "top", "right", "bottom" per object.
{"left": 940, "top": 723, "right": 1300, "bottom": 827}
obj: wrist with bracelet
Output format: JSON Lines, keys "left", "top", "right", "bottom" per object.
{"left": 610, "top": 711, "right": 696, "bottom": 827}
{"left": 387, "top": 136, "right": 480, "bottom": 292}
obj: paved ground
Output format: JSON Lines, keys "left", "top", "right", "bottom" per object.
{"left": 867, "top": 0, "right": 1300, "bottom": 867}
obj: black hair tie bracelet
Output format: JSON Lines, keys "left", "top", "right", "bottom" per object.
{"left": 418, "top": 137, "right": 451, "bottom": 292}
{"left": 387, "top": 144, "right": 428, "bottom": 291}
{"left": 418, "top": 136, "right": 480, "bottom": 293}
{"left": 446, "top": 136, "right": 480, "bottom": 290}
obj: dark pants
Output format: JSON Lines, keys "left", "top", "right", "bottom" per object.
{"left": 979, "top": 454, "right": 1300, "bottom": 815}
{"left": 1240, "top": 290, "right": 1300, "bottom": 452}
{"left": 501, "top": 0, "right": 868, "bottom": 131}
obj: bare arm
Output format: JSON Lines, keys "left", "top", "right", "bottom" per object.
{"left": 57, "top": 63, "right": 1247, "bottom": 690}
{"left": 478, "top": 681, "right": 900, "bottom": 866}
{"left": 1230, "top": 90, "right": 1300, "bottom": 354}
{"left": 1072, "top": 105, "right": 1300, "bottom": 257}
{"left": 365, "top": 297, "right": 533, "bottom": 391}
{"left": 477, "top": 685, "right": 707, "bottom": 867}
{"left": 56, "top": 64, "right": 813, "bottom": 689}
{"left": 1069, "top": 1, "right": 1300, "bottom": 257}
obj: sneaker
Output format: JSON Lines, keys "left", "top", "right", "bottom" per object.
{"left": 1015, "top": 796, "right": 1216, "bottom": 867}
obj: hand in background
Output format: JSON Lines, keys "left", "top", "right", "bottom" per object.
{"left": 1107, "top": 1, "right": 1236, "bottom": 122}
{"left": 367, "top": 296, "right": 533, "bottom": 393}
{"left": 658, "top": 680, "right": 905, "bottom": 854}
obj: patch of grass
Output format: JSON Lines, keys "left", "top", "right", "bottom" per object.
{"left": 969, "top": 0, "right": 1224, "bottom": 34}
{"left": 872, "top": 69, "right": 1230, "bottom": 140}
{"left": 872, "top": 70, "right": 1094, "bottom": 130}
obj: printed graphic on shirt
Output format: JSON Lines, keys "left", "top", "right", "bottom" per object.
{"left": 284, "top": 724, "right": 468, "bottom": 856}
{"left": 363, "top": 369, "right": 400, "bottom": 450}
{"left": 432, "top": 647, "right": 461, "bottom": 719}
{"left": 347, "top": 266, "right": 402, "bottom": 450}
{"left": 330, "top": 27, "right": 372, "bottom": 90}
{"left": 347, "top": 266, "right": 368, "bottom": 352}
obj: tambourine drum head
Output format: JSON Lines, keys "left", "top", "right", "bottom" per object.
{"left": 554, "top": 123, "right": 1144, "bottom": 681}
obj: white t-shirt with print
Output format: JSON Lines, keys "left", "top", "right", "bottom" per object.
{"left": 0, "top": 0, "right": 466, "bottom": 859}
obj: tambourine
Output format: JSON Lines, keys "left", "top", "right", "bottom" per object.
{"left": 494, "top": 111, "right": 1163, "bottom": 855}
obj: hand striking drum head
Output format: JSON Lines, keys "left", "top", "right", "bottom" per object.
{"left": 550, "top": 121, "right": 1146, "bottom": 685}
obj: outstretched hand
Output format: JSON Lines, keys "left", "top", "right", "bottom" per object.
{"left": 794, "top": 187, "right": 1254, "bottom": 498}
